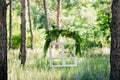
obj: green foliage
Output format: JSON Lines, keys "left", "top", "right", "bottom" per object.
{"left": 44, "top": 29, "right": 82, "bottom": 56}
{"left": 27, "top": 36, "right": 31, "bottom": 48}
{"left": 34, "top": 58, "right": 50, "bottom": 70}
{"left": 7, "top": 0, "right": 111, "bottom": 79}
{"left": 94, "top": 1, "right": 111, "bottom": 47}
{"left": 8, "top": 0, "right": 112, "bottom": 50}
{"left": 43, "top": 37, "right": 51, "bottom": 56}
{"left": 12, "top": 34, "right": 21, "bottom": 49}
{"left": 12, "top": 0, "right": 21, "bottom": 16}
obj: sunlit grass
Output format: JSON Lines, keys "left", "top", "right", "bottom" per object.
{"left": 8, "top": 48, "right": 110, "bottom": 80}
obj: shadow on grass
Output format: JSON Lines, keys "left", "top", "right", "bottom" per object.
{"left": 70, "top": 68, "right": 109, "bottom": 80}
{"left": 61, "top": 55, "right": 110, "bottom": 80}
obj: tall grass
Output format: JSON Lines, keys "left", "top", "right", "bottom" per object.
{"left": 8, "top": 48, "right": 110, "bottom": 80}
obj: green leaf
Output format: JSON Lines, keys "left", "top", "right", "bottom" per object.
{"left": 43, "top": 29, "right": 82, "bottom": 57}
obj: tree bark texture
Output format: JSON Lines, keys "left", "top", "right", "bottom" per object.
{"left": 20, "top": 0, "right": 26, "bottom": 65}
{"left": 56, "top": 0, "right": 61, "bottom": 49}
{"left": 110, "top": 0, "right": 120, "bottom": 80}
{"left": 9, "top": 0, "right": 12, "bottom": 49}
{"left": 27, "top": 0, "right": 33, "bottom": 49}
{"left": 57, "top": 0, "right": 61, "bottom": 29}
{"left": 0, "top": 0, "right": 8, "bottom": 80}
{"left": 43, "top": 0, "right": 49, "bottom": 30}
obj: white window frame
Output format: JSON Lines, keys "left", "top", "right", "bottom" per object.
{"left": 49, "top": 42, "right": 77, "bottom": 67}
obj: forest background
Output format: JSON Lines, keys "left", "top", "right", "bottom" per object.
{"left": 7, "top": 0, "right": 111, "bottom": 80}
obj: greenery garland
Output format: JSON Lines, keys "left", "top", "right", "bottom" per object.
{"left": 43, "top": 29, "right": 82, "bottom": 57}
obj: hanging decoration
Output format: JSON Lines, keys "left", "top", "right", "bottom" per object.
{"left": 43, "top": 29, "right": 82, "bottom": 57}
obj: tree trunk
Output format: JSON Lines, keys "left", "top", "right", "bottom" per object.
{"left": 20, "top": 0, "right": 26, "bottom": 65}
{"left": 0, "top": 0, "right": 8, "bottom": 79}
{"left": 9, "top": 0, "right": 12, "bottom": 49}
{"left": 27, "top": 0, "right": 33, "bottom": 49}
{"left": 57, "top": 0, "right": 61, "bottom": 29}
{"left": 43, "top": 0, "right": 49, "bottom": 30}
{"left": 110, "top": 0, "right": 120, "bottom": 80}
{"left": 56, "top": 0, "right": 61, "bottom": 49}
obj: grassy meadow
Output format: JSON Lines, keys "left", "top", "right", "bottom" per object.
{"left": 6, "top": 0, "right": 112, "bottom": 80}
{"left": 8, "top": 48, "right": 110, "bottom": 80}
